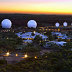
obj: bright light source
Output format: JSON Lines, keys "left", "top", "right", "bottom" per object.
{"left": 16, "top": 54, "right": 18, "bottom": 57}
{"left": 35, "top": 56, "right": 37, "bottom": 59}
{"left": 13, "top": 30, "right": 14, "bottom": 32}
{"left": 7, "top": 38, "right": 8, "bottom": 39}
{"left": 34, "top": 31, "right": 35, "bottom": 33}
{"left": 45, "top": 39, "right": 46, "bottom": 41}
{"left": 46, "top": 29, "right": 47, "bottom": 30}
{"left": 24, "top": 54, "right": 28, "bottom": 58}
{"left": 46, "top": 56, "right": 47, "bottom": 57}
{"left": 40, "top": 41, "right": 41, "bottom": 42}
{"left": 22, "top": 53, "right": 28, "bottom": 58}
{"left": 6, "top": 52, "right": 10, "bottom": 56}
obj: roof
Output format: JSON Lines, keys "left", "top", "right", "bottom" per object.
{"left": 34, "top": 32, "right": 40, "bottom": 35}
{"left": 15, "top": 32, "right": 48, "bottom": 39}
{"left": 21, "top": 36, "right": 31, "bottom": 38}
{"left": 31, "top": 35, "right": 36, "bottom": 39}
{"left": 57, "top": 34, "right": 63, "bottom": 36}
{"left": 41, "top": 35, "right": 48, "bottom": 39}
{"left": 25, "top": 32, "right": 32, "bottom": 36}
{"left": 58, "top": 41, "right": 67, "bottom": 46}
{"left": 15, "top": 33, "right": 21, "bottom": 37}
{"left": 51, "top": 32, "right": 62, "bottom": 36}
{"left": 50, "top": 41, "right": 67, "bottom": 46}
{"left": 23, "top": 39, "right": 32, "bottom": 42}
{"left": 58, "top": 36, "right": 70, "bottom": 39}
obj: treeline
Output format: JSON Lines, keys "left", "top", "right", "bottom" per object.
{"left": 0, "top": 14, "right": 72, "bottom": 27}
{"left": 0, "top": 49, "right": 72, "bottom": 72}
{"left": 0, "top": 31, "right": 23, "bottom": 51}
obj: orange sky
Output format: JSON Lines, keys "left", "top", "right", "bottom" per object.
{"left": 0, "top": 0, "right": 72, "bottom": 15}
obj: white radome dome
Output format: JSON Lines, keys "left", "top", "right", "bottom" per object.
{"left": 1, "top": 19, "right": 12, "bottom": 28}
{"left": 55, "top": 22, "right": 60, "bottom": 27}
{"left": 71, "top": 23, "right": 72, "bottom": 25}
{"left": 63, "top": 22, "right": 67, "bottom": 26}
{"left": 27, "top": 20, "right": 37, "bottom": 28}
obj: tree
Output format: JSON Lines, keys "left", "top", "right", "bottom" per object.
{"left": 33, "top": 35, "right": 43, "bottom": 44}
{"left": 58, "top": 38, "right": 62, "bottom": 42}
{"left": 51, "top": 43, "right": 60, "bottom": 51}
{"left": 53, "top": 34, "right": 58, "bottom": 39}
{"left": 63, "top": 42, "right": 72, "bottom": 50}
{"left": 31, "top": 32, "right": 35, "bottom": 36}
{"left": 44, "top": 31, "right": 51, "bottom": 36}
{"left": 0, "top": 32, "right": 23, "bottom": 51}
{"left": 16, "top": 37, "right": 23, "bottom": 45}
{"left": 0, "top": 48, "right": 3, "bottom": 54}
{"left": 48, "top": 35, "right": 54, "bottom": 41}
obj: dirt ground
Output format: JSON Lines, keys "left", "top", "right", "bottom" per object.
{"left": 0, "top": 47, "right": 53, "bottom": 64}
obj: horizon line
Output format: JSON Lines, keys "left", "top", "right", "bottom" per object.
{"left": 0, "top": 13, "right": 72, "bottom": 16}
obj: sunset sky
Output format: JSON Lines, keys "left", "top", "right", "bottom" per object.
{"left": 0, "top": 0, "right": 72, "bottom": 15}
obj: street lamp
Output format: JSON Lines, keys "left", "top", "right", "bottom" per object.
{"left": 6, "top": 51, "right": 10, "bottom": 56}
{"left": 16, "top": 54, "right": 18, "bottom": 57}
{"left": 24, "top": 54, "right": 28, "bottom": 58}
{"left": 35, "top": 56, "right": 37, "bottom": 59}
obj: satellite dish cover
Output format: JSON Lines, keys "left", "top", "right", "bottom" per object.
{"left": 27, "top": 20, "right": 37, "bottom": 28}
{"left": 55, "top": 22, "right": 60, "bottom": 27}
{"left": 1, "top": 19, "right": 12, "bottom": 28}
{"left": 63, "top": 22, "right": 67, "bottom": 26}
{"left": 71, "top": 23, "right": 72, "bottom": 25}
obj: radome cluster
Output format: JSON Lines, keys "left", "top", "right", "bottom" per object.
{"left": 55, "top": 22, "right": 68, "bottom": 27}
{"left": 0, "top": 18, "right": 70, "bottom": 29}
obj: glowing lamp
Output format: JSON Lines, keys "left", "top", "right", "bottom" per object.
{"left": 25, "top": 54, "right": 28, "bottom": 58}
{"left": 16, "top": 54, "right": 18, "bottom": 57}
{"left": 46, "top": 56, "right": 47, "bottom": 57}
{"left": 35, "top": 56, "right": 37, "bottom": 59}
{"left": 34, "top": 31, "right": 35, "bottom": 33}
{"left": 6, "top": 52, "right": 9, "bottom": 56}
{"left": 7, "top": 38, "right": 8, "bottom": 39}
{"left": 13, "top": 30, "right": 14, "bottom": 32}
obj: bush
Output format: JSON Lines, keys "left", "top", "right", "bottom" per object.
{"left": 0, "top": 49, "right": 3, "bottom": 54}
{"left": 22, "top": 45, "right": 41, "bottom": 52}
{"left": 1, "top": 68, "right": 6, "bottom": 72}
{"left": 0, "top": 59, "right": 7, "bottom": 65}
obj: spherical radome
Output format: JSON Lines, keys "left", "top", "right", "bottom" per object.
{"left": 1, "top": 19, "right": 12, "bottom": 28}
{"left": 63, "top": 22, "right": 67, "bottom": 26}
{"left": 71, "top": 23, "right": 72, "bottom": 25}
{"left": 55, "top": 22, "right": 59, "bottom": 27}
{"left": 27, "top": 20, "right": 37, "bottom": 28}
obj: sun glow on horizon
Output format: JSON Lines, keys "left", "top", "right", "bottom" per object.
{"left": 0, "top": 1, "right": 72, "bottom": 15}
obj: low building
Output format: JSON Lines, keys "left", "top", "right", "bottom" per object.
{"left": 51, "top": 32, "right": 70, "bottom": 41}
{"left": 44, "top": 41, "right": 67, "bottom": 48}
{"left": 15, "top": 31, "right": 48, "bottom": 43}
{"left": 23, "top": 39, "right": 33, "bottom": 43}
